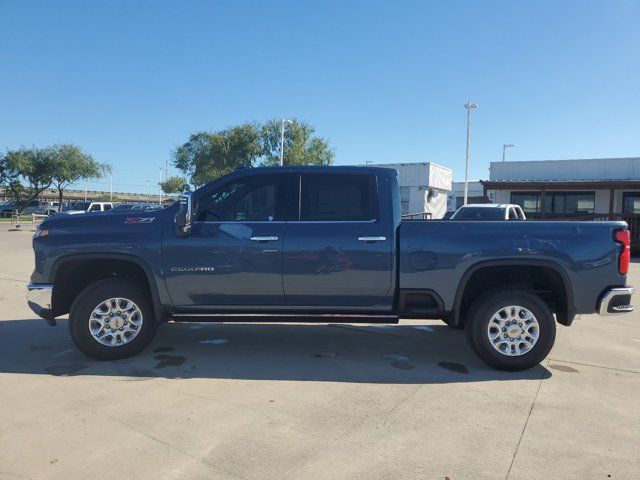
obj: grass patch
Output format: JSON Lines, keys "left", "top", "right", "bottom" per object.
{"left": 0, "top": 216, "right": 34, "bottom": 223}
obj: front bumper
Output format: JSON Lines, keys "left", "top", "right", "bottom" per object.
{"left": 598, "top": 286, "right": 634, "bottom": 315}
{"left": 27, "top": 283, "right": 55, "bottom": 325}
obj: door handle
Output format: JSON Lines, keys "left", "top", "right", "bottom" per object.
{"left": 250, "top": 236, "right": 279, "bottom": 242}
{"left": 358, "top": 236, "right": 387, "bottom": 242}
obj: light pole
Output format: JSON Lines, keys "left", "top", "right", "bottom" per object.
{"left": 463, "top": 101, "right": 478, "bottom": 206}
{"left": 502, "top": 144, "right": 514, "bottom": 162}
{"left": 158, "top": 167, "right": 163, "bottom": 205}
{"left": 280, "top": 118, "right": 293, "bottom": 166}
{"left": 108, "top": 165, "right": 113, "bottom": 202}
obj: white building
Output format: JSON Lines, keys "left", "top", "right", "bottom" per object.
{"left": 482, "top": 157, "right": 640, "bottom": 216}
{"left": 373, "top": 162, "right": 452, "bottom": 219}
{"left": 447, "top": 181, "right": 485, "bottom": 211}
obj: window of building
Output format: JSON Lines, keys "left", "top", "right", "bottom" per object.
{"left": 511, "top": 192, "right": 541, "bottom": 213}
{"left": 545, "top": 191, "right": 595, "bottom": 214}
{"left": 300, "top": 173, "right": 378, "bottom": 221}
{"left": 623, "top": 192, "right": 640, "bottom": 214}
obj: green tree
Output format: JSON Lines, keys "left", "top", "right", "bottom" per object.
{"left": 0, "top": 154, "right": 24, "bottom": 201}
{"left": 171, "top": 119, "right": 334, "bottom": 186}
{"left": 173, "top": 123, "right": 262, "bottom": 187}
{"left": 260, "top": 119, "right": 334, "bottom": 167}
{"left": 160, "top": 176, "right": 189, "bottom": 194}
{"left": 2, "top": 147, "right": 56, "bottom": 206}
{"left": 50, "top": 144, "right": 103, "bottom": 211}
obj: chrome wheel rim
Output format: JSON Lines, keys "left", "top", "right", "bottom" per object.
{"left": 88, "top": 297, "right": 143, "bottom": 347}
{"left": 487, "top": 305, "right": 539, "bottom": 357}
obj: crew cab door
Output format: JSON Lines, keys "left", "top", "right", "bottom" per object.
{"left": 162, "top": 172, "right": 289, "bottom": 307}
{"left": 282, "top": 172, "right": 394, "bottom": 309}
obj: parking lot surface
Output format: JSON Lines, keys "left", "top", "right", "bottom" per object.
{"left": 0, "top": 226, "right": 638, "bottom": 479}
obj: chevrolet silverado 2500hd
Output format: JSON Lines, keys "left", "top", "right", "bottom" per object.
{"left": 27, "top": 166, "right": 634, "bottom": 370}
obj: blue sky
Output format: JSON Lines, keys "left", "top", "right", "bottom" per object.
{"left": 1, "top": 0, "right": 638, "bottom": 194}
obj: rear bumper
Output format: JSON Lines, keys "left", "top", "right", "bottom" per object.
{"left": 598, "top": 286, "right": 634, "bottom": 315}
{"left": 27, "top": 283, "right": 55, "bottom": 325}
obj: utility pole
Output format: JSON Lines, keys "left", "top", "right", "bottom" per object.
{"left": 502, "top": 144, "right": 514, "bottom": 162}
{"left": 109, "top": 168, "right": 113, "bottom": 202}
{"left": 84, "top": 182, "right": 88, "bottom": 202}
{"left": 463, "top": 101, "right": 478, "bottom": 206}
{"left": 280, "top": 118, "right": 293, "bottom": 166}
{"left": 159, "top": 167, "right": 163, "bottom": 205}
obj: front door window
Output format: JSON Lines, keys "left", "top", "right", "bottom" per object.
{"left": 196, "top": 174, "right": 284, "bottom": 222}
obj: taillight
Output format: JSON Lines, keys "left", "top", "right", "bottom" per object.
{"left": 615, "top": 229, "right": 630, "bottom": 275}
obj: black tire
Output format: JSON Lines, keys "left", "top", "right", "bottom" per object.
{"left": 69, "top": 278, "right": 157, "bottom": 360}
{"left": 465, "top": 290, "right": 556, "bottom": 371}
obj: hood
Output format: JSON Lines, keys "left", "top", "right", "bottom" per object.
{"left": 41, "top": 208, "right": 168, "bottom": 232}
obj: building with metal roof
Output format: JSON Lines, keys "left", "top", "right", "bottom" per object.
{"left": 482, "top": 157, "right": 640, "bottom": 216}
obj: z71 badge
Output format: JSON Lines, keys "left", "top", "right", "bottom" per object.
{"left": 124, "top": 217, "right": 155, "bottom": 224}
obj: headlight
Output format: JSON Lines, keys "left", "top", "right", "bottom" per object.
{"left": 34, "top": 226, "right": 50, "bottom": 238}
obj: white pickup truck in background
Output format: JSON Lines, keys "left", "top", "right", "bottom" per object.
{"left": 451, "top": 203, "right": 527, "bottom": 221}
{"left": 63, "top": 201, "right": 113, "bottom": 215}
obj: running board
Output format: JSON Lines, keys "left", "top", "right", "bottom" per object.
{"left": 170, "top": 312, "right": 400, "bottom": 324}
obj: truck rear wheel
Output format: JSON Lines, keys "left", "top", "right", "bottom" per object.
{"left": 465, "top": 290, "right": 556, "bottom": 371}
{"left": 69, "top": 278, "right": 157, "bottom": 360}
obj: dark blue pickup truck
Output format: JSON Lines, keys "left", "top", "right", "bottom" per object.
{"left": 27, "top": 166, "right": 634, "bottom": 370}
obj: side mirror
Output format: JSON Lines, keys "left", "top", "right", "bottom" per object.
{"left": 175, "top": 192, "right": 192, "bottom": 237}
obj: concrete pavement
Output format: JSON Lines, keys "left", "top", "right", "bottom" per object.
{"left": 0, "top": 227, "right": 638, "bottom": 479}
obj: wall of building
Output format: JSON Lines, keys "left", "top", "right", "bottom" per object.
{"left": 490, "top": 157, "right": 640, "bottom": 182}
{"left": 491, "top": 189, "right": 511, "bottom": 204}
{"left": 447, "top": 181, "right": 484, "bottom": 210}
{"left": 374, "top": 162, "right": 452, "bottom": 218}
{"left": 425, "top": 188, "right": 448, "bottom": 218}
{"left": 486, "top": 158, "right": 640, "bottom": 215}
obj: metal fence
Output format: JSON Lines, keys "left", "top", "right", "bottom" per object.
{"left": 402, "top": 212, "right": 432, "bottom": 220}
{"left": 5, "top": 213, "right": 47, "bottom": 231}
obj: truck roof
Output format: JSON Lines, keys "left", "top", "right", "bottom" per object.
{"left": 232, "top": 165, "right": 397, "bottom": 175}
{"left": 459, "top": 204, "right": 517, "bottom": 209}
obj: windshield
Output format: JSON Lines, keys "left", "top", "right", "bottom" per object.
{"left": 452, "top": 207, "right": 505, "bottom": 220}
{"left": 68, "top": 202, "right": 91, "bottom": 211}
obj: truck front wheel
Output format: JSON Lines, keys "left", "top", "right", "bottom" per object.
{"left": 465, "top": 290, "right": 556, "bottom": 371}
{"left": 69, "top": 278, "right": 158, "bottom": 360}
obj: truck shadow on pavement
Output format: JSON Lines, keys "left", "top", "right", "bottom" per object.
{"left": 0, "top": 318, "right": 551, "bottom": 384}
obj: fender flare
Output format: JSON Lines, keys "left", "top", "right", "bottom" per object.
{"left": 451, "top": 258, "right": 575, "bottom": 327}
{"left": 50, "top": 252, "right": 167, "bottom": 322}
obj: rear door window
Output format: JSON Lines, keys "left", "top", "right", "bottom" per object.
{"left": 300, "top": 173, "right": 378, "bottom": 221}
